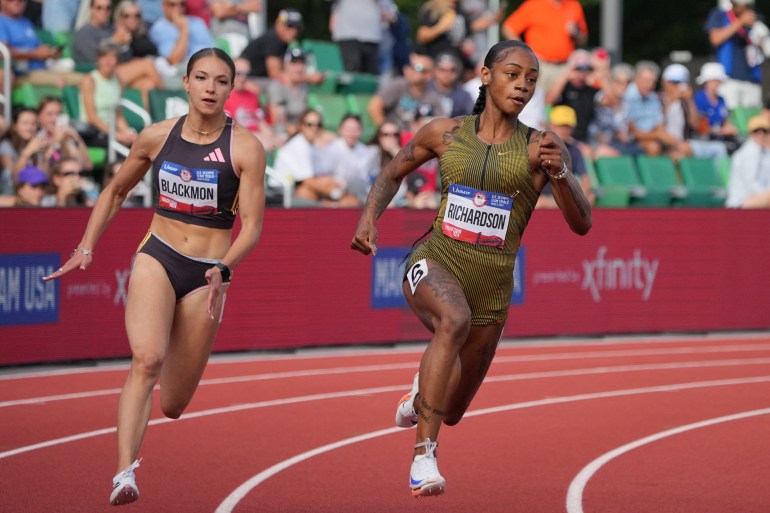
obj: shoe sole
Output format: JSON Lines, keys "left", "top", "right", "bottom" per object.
{"left": 411, "top": 481, "right": 446, "bottom": 497}
{"left": 110, "top": 484, "right": 139, "bottom": 506}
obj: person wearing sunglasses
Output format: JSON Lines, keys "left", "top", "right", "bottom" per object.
{"left": 352, "top": 40, "right": 591, "bottom": 498}
{"left": 40, "top": 157, "right": 100, "bottom": 207}
{"left": 368, "top": 52, "right": 447, "bottom": 133}
{"left": 72, "top": 0, "right": 165, "bottom": 109}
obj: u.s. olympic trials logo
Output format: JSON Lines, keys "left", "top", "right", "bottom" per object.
{"left": 472, "top": 192, "right": 487, "bottom": 207}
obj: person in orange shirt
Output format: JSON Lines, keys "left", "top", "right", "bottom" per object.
{"left": 502, "top": 0, "right": 588, "bottom": 92}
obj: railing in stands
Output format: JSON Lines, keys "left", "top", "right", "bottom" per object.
{"left": 108, "top": 99, "right": 154, "bottom": 207}
{"left": 0, "top": 43, "right": 11, "bottom": 129}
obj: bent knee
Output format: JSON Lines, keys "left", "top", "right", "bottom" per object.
{"left": 160, "top": 400, "right": 188, "bottom": 419}
{"left": 436, "top": 312, "right": 471, "bottom": 341}
{"left": 131, "top": 352, "right": 164, "bottom": 379}
{"left": 162, "top": 407, "right": 183, "bottom": 419}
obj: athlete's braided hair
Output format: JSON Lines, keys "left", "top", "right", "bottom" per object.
{"left": 471, "top": 40, "right": 538, "bottom": 115}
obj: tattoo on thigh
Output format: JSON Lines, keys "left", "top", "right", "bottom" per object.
{"left": 425, "top": 271, "right": 467, "bottom": 310}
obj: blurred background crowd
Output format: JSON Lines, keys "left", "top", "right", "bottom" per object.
{"left": 1, "top": 0, "right": 770, "bottom": 210}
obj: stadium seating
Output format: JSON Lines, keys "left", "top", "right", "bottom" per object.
{"left": 678, "top": 157, "right": 727, "bottom": 207}
{"left": 11, "top": 83, "right": 62, "bottom": 108}
{"left": 307, "top": 91, "right": 351, "bottom": 133}
{"left": 583, "top": 155, "right": 630, "bottom": 208}
{"left": 729, "top": 106, "right": 764, "bottom": 136}
{"left": 635, "top": 155, "right": 690, "bottom": 207}
{"left": 147, "top": 89, "right": 188, "bottom": 123}
{"left": 595, "top": 155, "right": 671, "bottom": 207}
{"left": 300, "top": 39, "right": 378, "bottom": 95}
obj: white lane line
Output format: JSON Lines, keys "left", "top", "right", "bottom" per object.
{"left": 5, "top": 352, "right": 770, "bottom": 408}
{"left": 212, "top": 375, "right": 770, "bottom": 513}
{"left": 3, "top": 336, "right": 770, "bottom": 381}
{"left": 565, "top": 407, "right": 770, "bottom": 513}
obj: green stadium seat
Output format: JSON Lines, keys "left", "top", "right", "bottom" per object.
{"left": 62, "top": 85, "right": 80, "bottom": 118}
{"left": 635, "top": 155, "right": 689, "bottom": 207}
{"left": 307, "top": 92, "right": 351, "bottom": 133}
{"left": 584, "top": 155, "right": 630, "bottom": 208}
{"left": 595, "top": 155, "right": 670, "bottom": 207}
{"left": 717, "top": 155, "right": 731, "bottom": 187}
{"left": 11, "top": 83, "right": 62, "bottom": 108}
{"left": 678, "top": 157, "right": 727, "bottom": 207}
{"left": 121, "top": 87, "right": 148, "bottom": 132}
{"left": 148, "top": 89, "right": 188, "bottom": 122}
{"left": 729, "top": 106, "right": 764, "bottom": 136}
{"left": 301, "top": 39, "right": 379, "bottom": 95}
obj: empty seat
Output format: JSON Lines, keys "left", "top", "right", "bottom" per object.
{"left": 595, "top": 155, "right": 670, "bottom": 207}
{"left": 678, "top": 157, "right": 727, "bottom": 207}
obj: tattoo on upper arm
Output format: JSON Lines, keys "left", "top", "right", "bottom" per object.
{"left": 442, "top": 125, "right": 461, "bottom": 145}
{"left": 401, "top": 142, "right": 415, "bottom": 163}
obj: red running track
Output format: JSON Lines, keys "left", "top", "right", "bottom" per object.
{"left": 2, "top": 333, "right": 770, "bottom": 513}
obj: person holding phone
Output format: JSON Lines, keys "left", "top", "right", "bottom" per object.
{"left": 705, "top": 0, "right": 766, "bottom": 109}
{"left": 0, "top": 0, "right": 83, "bottom": 86}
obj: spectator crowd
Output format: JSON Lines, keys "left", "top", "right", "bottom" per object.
{"left": 2, "top": 0, "right": 770, "bottom": 209}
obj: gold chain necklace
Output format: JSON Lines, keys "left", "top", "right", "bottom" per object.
{"left": 186, "top": 118, "right": 228, "bottom": 136}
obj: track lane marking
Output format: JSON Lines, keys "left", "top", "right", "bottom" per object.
{"left": 4, "top": 354, "right": 770, "bottom": 408}
{"left": 209, "top": 375, "right": 770, "bottom": 512}
{"left": 3, "top": 338, "right": 770, "bottom": 381}
{"left": 565, "top": 408, "right": 770, "bottom": 513}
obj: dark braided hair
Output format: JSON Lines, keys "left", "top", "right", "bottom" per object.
{"left": 472, "top": 40, "right": 538, "bottom": 115}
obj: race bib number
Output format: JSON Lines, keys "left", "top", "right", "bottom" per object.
{"left": 406, "top": 259, "right": 428, "bottom": 295}
{"left": 158, "top": 160, "right": 218, "bottom": 215}
{"left": 441, "top": 184, "right": 513, "bottom": 248}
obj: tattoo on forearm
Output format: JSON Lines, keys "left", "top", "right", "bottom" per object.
{"left": 567, "top": 176, "right": 590, "bottom": 219}
{"left": 367, "top": 173, "right": 400, "bottom": 215}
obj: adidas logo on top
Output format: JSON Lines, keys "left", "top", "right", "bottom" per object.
{"left": 203, "top": 148, "right": 226, "bottom": 162}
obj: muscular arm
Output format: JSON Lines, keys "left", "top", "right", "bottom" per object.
{"left": 530, "top": 131, "right": 592, "bottom": 235}
{"left": 351, "top": 119, "right": 461, "bottom": 254}
{"left": 219, "top": 125, "right": 266, "bottom": 270}
{"left": 43, "top": 120, "right": 169, "bottom": 280}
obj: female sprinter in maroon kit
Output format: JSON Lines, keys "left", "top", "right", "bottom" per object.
{"left": 351, "top": 40, "right": 592, "bottom": 497}
{"left": 44, "top": 48, "right": 267, "bottom": 506}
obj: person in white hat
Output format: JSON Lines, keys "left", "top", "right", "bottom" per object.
{"left": 659, "top": 63, "right": 730, "bottom": 162}
{"left": 693, "top": 62, "right": 740, "bottom": 151}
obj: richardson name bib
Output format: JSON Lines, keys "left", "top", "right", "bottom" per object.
{"left": 158, "top": 160, "right": 218, "bottom": 214}
{"left": 442, "top": 183, "right": 513, "bottom": 248}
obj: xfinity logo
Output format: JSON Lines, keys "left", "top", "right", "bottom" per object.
{"left": 582, "top": 246, "right": 659, "bottom": 302}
